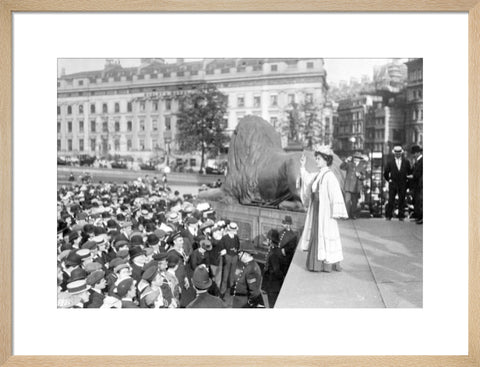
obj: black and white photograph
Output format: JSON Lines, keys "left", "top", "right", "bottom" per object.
{"left": 56, "top": 57, "right": 423, "bottom": 309}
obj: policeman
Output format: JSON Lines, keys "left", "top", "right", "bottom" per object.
{"left": 187, "top": 265, "right": 226, "bottom": 308}
{"left": 278, "top": 215, "right": 298, "bottom": 275}
{"left": 232, "top": 250, "right": 264, "bottom": 308}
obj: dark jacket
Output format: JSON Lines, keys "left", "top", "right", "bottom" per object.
{"left": 186, "top": 291, "right": 227, "bottom": 308}
{"left": 384, "top": 156, "right": 412, "bottom": 189}
{"left": 340, "top": 160, "right": 367, "bottom": 193}
{"left": 85, "top": 289, "right": 105, "bottom": 308}
{"left": 412, "top": 156, "right": 423, "bottom": 190}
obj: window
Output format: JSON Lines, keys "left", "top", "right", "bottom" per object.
{"left": 79, "top": 121, "right": 84, "bottom": 133}
{"left": 288, "top": 94, "right": 295, "bottom": 104}
{"left": 115, "top": 103, "right": 120, "bottom": 113}
{"left": 153, "top": 102, "right": 158, "bottom": 111}
{"left": 254, "top": 96, "right": 261, "bottom": 108}
{"left": 127, "top": 121, "right": 132, "bottom": 132}
{"left": 57, "top": 106, "right": 60, "bottom": 115}
{"left": 67, "top": 105, "right": 72, "bottom": 114}
{"left": 165, "top": 100, "right": 171, "bottom": 110}
{"left": 140, "top": 120, "right": 145, "bottom": 131}
{"left": 152, "top": 119, "right": 158, "bottom": 131}
{"left": 67, "top": 121, "right": 72, "bottom": 133}
{"left": 270, "top": 95, "right": 278, "bottom": 107}
{"left": 57, "top": 122, "right": 61, "bottom": 133}
{"left": 79, "top": 139, "right": 84, "bottom": 151}
{"left": 78, "top": 105, "right": 83, "bottom": 114}
{"left": 307, "top": 61, "right": 314, "bottom": 69}
{"left": 271, "top": 64, "right": 278, "bottom": 72}
{"left": 102, "top": 103, "right": 108, "bottom": 113}
{"left": 140, "top": 102, "right": 146, "bottom": 112}
{"left": 90, "top": 120, "right": 96, "bottom": 132}
{"left": 419, "top": 89, "right": 423, "bottom": 98}
{"left": 127, "top": 102, "right": 132, "bottom": 112}
{"left": 270, "top": 117, "right": 278, "bottom": 127}
{"left": 78, "top": 80, "right": 84, "bottom": 86}
{"left": 140, "top": 139, "right": 145, "bottom": 151}
{"left": 306, "top": 93, "right": 313, "bottom": 103}
{"left": 152, "top": 139, "right": 158, "bottom": 149}
{"left": 413, "top": 109, "right": 417, "bottom": 120}
{"left": 57, "top": 139, "right": 61, "bottom": 151}
{"left": 90, "top": 104, "right": 96, "bottom": 113}
{"left": 90, "top": 139, "right": 96, "bottom": 151}
{"left": 68, "top": 139, "right": 73, "bottom": 151}
{"left": 115, "top": 121, "right": 120, "bottom": 132}
{"left": 237, "top": 96, "right": 244, "bottom": 108}
{"left": 103, "top": 121, "right": 108, "bottom": 132}
{"left": 127, "top": 139, "right": 132, "bottom": 151}
{"left": 165, "top": 116, "right": 171, "bottom": 130}
{"left": 114, "top": 139, "right": 120, "bottom": 151}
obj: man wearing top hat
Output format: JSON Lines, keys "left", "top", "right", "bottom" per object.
{"left": 384, "top": 146, "right": 412, "bottom": 221}
{"left": 340, "top": 151, "right": 367, "bottom": 219}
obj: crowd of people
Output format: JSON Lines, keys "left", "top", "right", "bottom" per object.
{"left": 57, "top": 177, "right": 276, "bottom": 309}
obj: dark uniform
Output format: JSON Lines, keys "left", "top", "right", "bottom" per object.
{"left": 279, "top": 229, "right": 298, "bottom": 275}
{"left": 232, "top": 259, "right": 264, "bottom": 308}
{"left": 186, "top": 292, "right": 227, "bottom": 308}
{"left": 85, "top": 289, "right": 105, "bottom": 308}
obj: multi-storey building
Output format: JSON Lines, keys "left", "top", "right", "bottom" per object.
{"left": 334, "top": 95, "right": 382, "bottom": 157}
{"left": 404, "top": 58, "right": 423, "bottom": 147}
{"left": 57, "top": 58, "right": 328, "bottom": 161}
{"left": 364, "top": 93, "right": 407, "bottom": 154}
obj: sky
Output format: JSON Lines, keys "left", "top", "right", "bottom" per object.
{"left": 57, "top": 58, "right": 399, "bottom": 85}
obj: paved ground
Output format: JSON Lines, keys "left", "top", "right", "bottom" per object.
{"left": 275, "top": 218, "right": 423, "bottom": 308}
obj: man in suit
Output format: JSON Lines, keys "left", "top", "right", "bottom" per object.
{"left": 384, "top": 146, "right": 412, "bottom": 221}
{"left": 340, "top": 152, "right": 367, "bottom": 219}
{"left": 409, "top": 145, "right": 423, "bottom": 224}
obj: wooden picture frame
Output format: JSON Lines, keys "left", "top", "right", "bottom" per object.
{"left": 0, "top": 1, "right": 478, "bottom": 366}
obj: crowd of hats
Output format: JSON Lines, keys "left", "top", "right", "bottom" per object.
{"left": 56, "top": 176, "right": 239, "bottom": 308}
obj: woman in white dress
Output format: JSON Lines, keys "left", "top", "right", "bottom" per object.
{"left": 298, "top": 146, "right": 348, "bottom": 272}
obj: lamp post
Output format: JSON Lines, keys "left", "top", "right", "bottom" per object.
{"left": 197, "top": 96, "right": 208, "bottom": 174}
{"left": 349, "top": 136, "right": 356, "bottom": 155}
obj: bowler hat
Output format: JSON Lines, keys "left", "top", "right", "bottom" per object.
{"left": 267, "top": 229, "right": 280, "bottom": 244}
{"left": 410, "top": 145, "right": 423, "bottom": 154}
{"left": 200, "top": 239, "right": 213, "bottom": 251}
{"left": 129, "top": 246, "right": 145, "bottom": 260}
{"left": 69, "top": 267, "right": 87, "bottom": 283}
{"left": 147, "top": 234, "right": 159, "bottom": 246}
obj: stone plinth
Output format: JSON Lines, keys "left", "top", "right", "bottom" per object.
{"left": 209, "top": 202, "right": 306, "bottom": 263}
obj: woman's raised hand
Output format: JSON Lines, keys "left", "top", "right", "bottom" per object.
{"left": 300, "top": 153, "right": 306, "bottom": 168}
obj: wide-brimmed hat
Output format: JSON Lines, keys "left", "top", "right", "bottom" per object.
{"left": 392, "top": 146, "right": 404, "bottom": 153}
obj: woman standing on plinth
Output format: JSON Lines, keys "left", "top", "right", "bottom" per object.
{"left": 298, "top": 146, "right": 348, "bottom": 272}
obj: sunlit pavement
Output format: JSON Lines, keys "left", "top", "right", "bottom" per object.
{"left": 275, "top": 218, "right": 423, "bottom": 308}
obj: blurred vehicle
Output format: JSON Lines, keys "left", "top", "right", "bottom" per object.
{"left": 111, "top": 161, "right": 127, "bottom": 169}
{"left": 78, "top": 155, "right": 96, "bottom": 166}
{"left": 205, "top": 159, "right": 226, "bottom": 175}
{"left": 57, "top": 156, "right": 68, "bottom": 166}
{"left": 140, "top": 162, "right": 156, "bottom": 171}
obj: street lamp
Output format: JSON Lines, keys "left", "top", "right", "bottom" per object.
{"left": 349, "top": 136, "right": 356, "bottom": 154}
{"left": 197, "top": 96, "right": 208, "bottom": 174}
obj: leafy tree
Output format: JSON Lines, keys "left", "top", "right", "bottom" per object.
{"left": 281, "top": 101, "right": 324, "bottom": 149}
{"left": 176, "top": 84, "right": 228, "bottom": 173}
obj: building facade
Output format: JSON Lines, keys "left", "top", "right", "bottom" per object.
{"left": 334, "top": 95, "right": 382, "bottom": 157}
{"left": 57, "top": 58, "right": 328, "bottom": 161}
{"left": 404, "top": 58, "right": 423, "bottom": 147}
